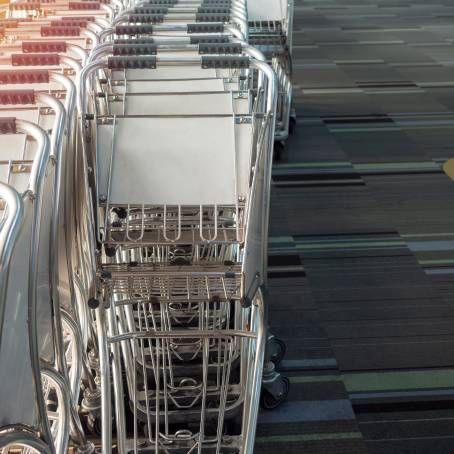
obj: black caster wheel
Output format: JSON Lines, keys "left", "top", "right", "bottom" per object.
{"left": 260, "top": 377, "right": 290, "bottom": 410}
{"left": 113, "top": 207, "right": 127, "bottom": 219}
{"left": 270, "top": 337, "right": 287, "bottom": 366}
{"left": 289, "top": 117, "right": 296, "bottom": 135}
{"left": 104, "top": 245, "right": 116, "bottom": 257}
{"left": 273, "top": 141, "right": 285, "bottom": 161}
{"left": 225, "top": 415, "right": 243, "bottom": 435}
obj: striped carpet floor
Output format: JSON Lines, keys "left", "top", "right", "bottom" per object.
{"left": 256, "top": 0, "right": 454, "bottom": 453}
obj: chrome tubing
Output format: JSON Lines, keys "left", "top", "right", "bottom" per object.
{"left": 0, "top": 183, "right": 24, "bottom": 351}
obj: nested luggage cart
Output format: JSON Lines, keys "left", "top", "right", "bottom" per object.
{"left": 247, "top": 0, "right": 295, "bottom": 155}
{"left": 79, "top": 46, "right": 282, "bottom": 452}
{"left": 0, "top": 0, "right": 294, "bottom": 452}
{"left": 0, "top": 2, "right": 100, "bottom": 451}
{"left": 0, "top": 113, "right": 65, "bottom": 453}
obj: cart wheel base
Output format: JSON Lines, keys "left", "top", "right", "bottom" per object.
{"left": 260, "top": 376, "right": 290, "bottom": 410}
{"left": 269, "top": 337, "right": 287, "bottom": 366}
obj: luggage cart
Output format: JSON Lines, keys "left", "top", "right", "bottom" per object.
{"left": 1, "top": 0, "right": 124, "bottom": 431}
{"left": 0, "top": 68, "right": 91, "bottom": 454}
{"left": 0, "top": 116, "right": 58, "bottom": 454}
{"left": 0, "top": 0, "right": 290, "bottom": 451}
{"left": 78, "top": 47, "right": 287, "bottom": 452}
{"left": 247, "top": 0, "right": 295, "bottom": 156}
{"left": 0, "top": 0, "right": 116, "bottom": 451}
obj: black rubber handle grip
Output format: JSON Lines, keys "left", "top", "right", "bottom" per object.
{"left": 107, "top": 55, "right": 157, "bottom": 69}
{"left": 187, "top": 23, "right": 224, "bottom": 33}
{"left": 196, "top": 13, "right": 230, "bottom": 22}
{"left": 41, "top": 25, "right": 81, "bottom": 36}
{"left": 198, "top": 6, "right": 230, "bottom": 13}
{"left": 132, "top": 6, "right": 168, "bottom": 14}
{"left": 137, "top": 0, "right": 176, "bottom": 4}
{"left": 114, "top": 37, "right": 155, "bottom": 44}
{"left": 113, "top": 43, "right": 157, "bottom": 55}
{"left": 0, "top": 19, "right": 19, "bottom": 28}
{"left": 9, "top": 2, "right": 40, "bottom": 10}
{"left": 198, "top": 42, "right": 242, "bottom": 54}
{"left": 126, "top": 13, "right": 165, "bottom": 23}
{"left": 190, "top": 35, "right": 229, "bottom": 44}
{"left": 201, "top": 55, "right": 249, "bottom": 68}
{"left": 69, "top": 2, "right": 100, "bottom": 9}
{"left": 249, "top": 35, "right": 286, "bottom": 46}
{"left": 201, "top": 0, "right": 231, "bottom": 4}
{"left": 62, "top": 15, "right": 95, "bottom": 21}
{"left": 23, "top": 41, "right": 67, "bottom": 53}
{"left": 0, "top": 118, "right": 17, "bottom": 134}
{"left": 50, "top": 19, "right": 88, "bottom": 27}
{"left": 115, "top": 24, "right": 154, "bottom": 35}
{"left": 0, "top": 70, "right": 49, "bottom": 84}
{"left": 0, "top": 89, "right": 35, "bottom": 105}
{"left": 12, "top": 53, "right": 60, "bottom": 66}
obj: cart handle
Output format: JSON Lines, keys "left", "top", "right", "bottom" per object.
{"left": 11, "top": 53, "right": 82, "bottom": 74}
{"left": 0, "top": 90, "right": 65, "bottom": 160}
{"left": 78, "top": 54, "right": 275, "bottom": 114}
{"left": 0, "top": 183, "right": 24, "bottom": 351}
{"left": 112, "top": 35, "right": 230, "bottom": 44}
{"left": 0, "top": 118, "right": 50, "bottom": 198}
{"left": 101, "top": 22, "right": 244, "bottom": 41}
{"left": 89, "top": 36, "right": 264, "bottom": 69}
{"left": 0, "top": 70, "right": 76, "bottom": 118}
{"left": 22, "top": 41, "right": 88, "bottom": 65}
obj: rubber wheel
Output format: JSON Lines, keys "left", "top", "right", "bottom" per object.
{"left": 270, "top": 338, "right": 287, "bottom": 366}
{"left": 260, "top": 377, "right": 290, "bottom": 410}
